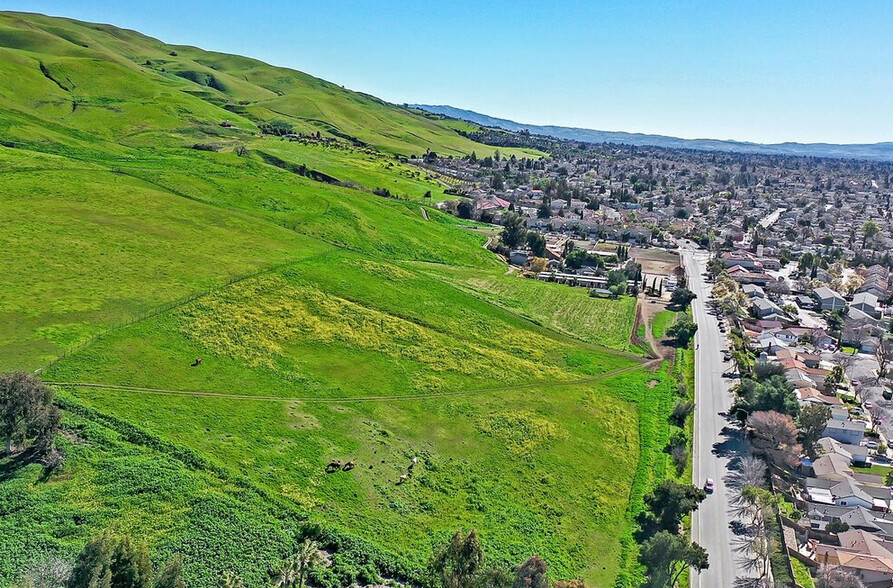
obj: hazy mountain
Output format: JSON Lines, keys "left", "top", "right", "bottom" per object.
{"left": 411, "top": 104, "right": 893, "bottom": 161}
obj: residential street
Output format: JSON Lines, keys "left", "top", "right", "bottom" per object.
{"left": 680, "top": 244, "right": 754, "bottom": 588}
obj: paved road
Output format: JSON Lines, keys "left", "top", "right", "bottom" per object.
{"left": 680, "top": 244, "right": 753, "bottom": 588}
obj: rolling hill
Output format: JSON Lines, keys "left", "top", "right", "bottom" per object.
{"left": 0, "top": 11, "right": 677, "bottom": 588}
{"left": 412, "top": 104, "right": 893, "bottom": 161}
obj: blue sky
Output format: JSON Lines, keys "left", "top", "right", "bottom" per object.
{"left": 5, "top": 1, "right": 892, "bottom": 144}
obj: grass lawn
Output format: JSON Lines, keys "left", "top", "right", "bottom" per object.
{"left": 651, "top": 310, "right": 677, "bottom": 339}
{"left": 851, "top": 462, "right": 891, "bottom": 478}
{"left": 791, "top": 558, "right": 816, "bottom": 588}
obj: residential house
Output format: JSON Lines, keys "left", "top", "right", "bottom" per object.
{"left": 814, "top": 287, "right": 847, "bottom": 311}
{"left": 823, "top": 419, "right": 866, "bottom": 446}
{"left": 852, "top": 292, "right": 880, "bottom": 319}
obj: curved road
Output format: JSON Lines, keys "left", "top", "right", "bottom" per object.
{"left": 681, "top": 244, "right": 754, "bottom": 588}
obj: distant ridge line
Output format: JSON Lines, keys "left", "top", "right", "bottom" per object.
{"left": 410, "top": 104, "right": 893, "bottom": 162}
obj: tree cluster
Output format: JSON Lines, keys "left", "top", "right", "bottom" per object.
{"left": 1, "top": 372, "right": 61, "bottom": 457}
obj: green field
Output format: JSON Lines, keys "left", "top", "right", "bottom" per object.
{"left": 651, "top": 310, "right": 677, "bottom": 339}
{"left": 0, "top": 11, "right": 674, "bottom": 588}
{"left": 425, "top": 266, "right": 639, "bottom": 351}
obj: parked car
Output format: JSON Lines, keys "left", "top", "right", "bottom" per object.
{"left": 866, "top": 440, "right": 879, "bottom": 450}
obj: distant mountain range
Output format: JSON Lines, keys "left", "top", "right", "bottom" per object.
{"left": 410, "top": 104, "right": 893, "bottom": 162}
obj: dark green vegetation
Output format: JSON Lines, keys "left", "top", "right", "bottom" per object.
{"left": 0, "top": 11, "right": 677, "bottom": 588}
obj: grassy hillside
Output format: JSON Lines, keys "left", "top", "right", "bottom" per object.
{"left": 0, "top": 11, "right": 670, "bottom": 588}
{"left": 0, "top": 11, "right": 539, "bottom": 158}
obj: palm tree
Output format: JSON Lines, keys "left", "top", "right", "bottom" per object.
{"left": 219, "top": 571, "right": 245, "bottom": 588}
{"left": 274, "top": 539, "right": 323, "bottom": 588}
{"left": 272, "top": 555, "right": 300, "bottom": 588}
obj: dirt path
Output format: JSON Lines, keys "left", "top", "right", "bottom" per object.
{"left": 46, "top": 360, "right": 660, "bottom": 404}
{"left": 636, "top": 297, "right": 676, "bottom": 361}
{"left": 420, "top": 207, "right": 429, "bottom": 220}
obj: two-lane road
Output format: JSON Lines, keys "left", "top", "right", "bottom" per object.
{"left": 680, "top": 245, "right": 753, "bottom": 588}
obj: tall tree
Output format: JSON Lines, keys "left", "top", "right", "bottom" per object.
{"left": 68, "top": 533, "right": 153, "bottom": 588}
{"left": 217, "top": 572, "right": 244, "bottom": 588}
{"left": 1, "top": 372, "right": 61, "bottom": 455}
{"left": 153, "top": 557, "right": 185, "bottom": 588}
{"left": 669, "top": 288, "right": 696, "bottom": 310}
{"left": 293, "top": 539, "right": 322, "bottom": 588}
{"left": 639, "top": 480, "right": 706, "bottom": 535}
{"left": 431, "top": 530, "right": 485, "bottom": 588}
{"left": 816, "top": 565, "right": 866, "bottom": 588}
{"left": 512, "top": 556, "right": 548, "bottom": 588}
{"left": 526, "top": 232, "right": 546, "bottom": 257}
{"left": 639, "top": 531, "right": 708, "bottom": 588}
{"left": 862, "top": 220, "right": 880, "bottom": 248}
{"left": 799, "top": 403, "right": 832, "bottom": 457}
{"left": 500, "top": 213, "right": 528, "bottom": 249}
{"left": 748, "top": 410, "right": 802, "bottom": 468}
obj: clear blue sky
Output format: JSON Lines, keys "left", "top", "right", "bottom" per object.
{"left": 5, "top": 1, "right": 893, "bottom": 144}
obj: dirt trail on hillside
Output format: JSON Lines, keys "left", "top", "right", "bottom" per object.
{"left": 636, "top": 297, "right": 676, "bottom": 361}
{"left": 46, "top": 360, "right": 660, "bottom": 404}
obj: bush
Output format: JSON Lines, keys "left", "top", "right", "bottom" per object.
{"left": 671, "top": 400, "right": 694, "bottom": 425}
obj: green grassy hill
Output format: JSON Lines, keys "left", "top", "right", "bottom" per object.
{"left": 0, "top": 11, "right": 672, "bottom": 588}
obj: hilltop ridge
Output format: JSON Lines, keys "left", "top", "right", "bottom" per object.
{"left": 412, "top": 103, "right": 893, "bottom": 161}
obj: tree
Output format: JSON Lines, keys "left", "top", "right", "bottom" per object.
{"left": 876, "top": 336, "right": 893, "bottom": 383}
{"left": 735, "top": 375, "right": 799, "bottom": 417}
{"left": 669, "top": 288, "right": 696, "bottom": 310}
{"left": 824, "top": 365, "right": 844, "bottom": 391}
{"left": 816, "top": 565, "right": 865, "bottom": 588}
{"left": 607, "top": 270, "right": 627, "bottom": 288}
{"left": 272, "top": 556, "right": 300, "bottom": 588}
{"left": 457, "top": 201, "right": 474, "bottom": 220}
{"left": 500, "top": 213, "right": 527, "bottom": 249}
{"left": 639, "top": 531, "right": 708, "bottom": 588}
{"left": 799, "top": 403, "right": 831, "bottom": 457}
{"left": 667, "top": 317, "right": 698, "bottom": 347}
{"left": 512, "top": 556, "right": 548, "bottom": 588}
{"left": 68, "top": 533, "right": 153, "bottom": 588}
{"left": 19, "top": 557, "right": 72, "bottom": 588}
{"left": 537, "top": 202, "right": 551, "bottom": 219}
{"left": 153, "top": 557, "right": 185, "bottom": 588}
{"left": 529, "top": 258, "right": 548, "bottom": 273}
{"left": 475, "top": 569, "right": 512, "bottom": 588}
{"left": 490, "top": 172, "right": 505, "bottom": 191}
{"left": 728, "top": 456, "right": 767, "bottom": 489}
{"left": 217, "top": 572, "right": 244, "bottom": 588}
{"left": 526, "top": 232, "right": 546, "bottom": 257}
{"left": 706, "top": 258, "right": 724, "bottom": 277}
{"left": 273, "top": 541, "right": 323, "bottom": 588}
{"left": 826, "top": 520, "right": 850, "bottom": 534}
{"left": 639, "top": 480, "right": 706, "bottom": 535}
{"left": 431, "top": 530, "right": 485, "bottom": 588}
{"left": 747, "top": 410, "right": 802, "bottom": 468}
{"left": 862, "top": 220, "right": 880, "bottom": 248}
{"left": 1, "top": 372, "right": 61, "bottom": 455}
{"left": 732, "top": 485, "right": 774, "bottom": 527}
